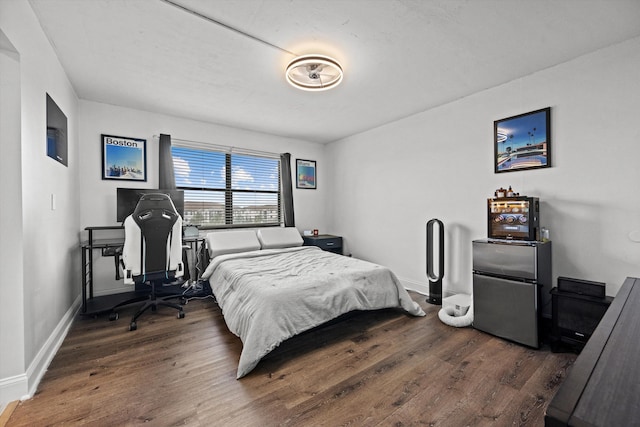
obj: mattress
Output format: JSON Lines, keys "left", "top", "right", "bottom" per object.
{"left": 201, "top": 246, "right": 425, "bottom": 378}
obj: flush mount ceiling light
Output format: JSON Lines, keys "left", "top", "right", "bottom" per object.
{"left": 161, "top": 1, "right": 343, "bottom": 92}
{"left": 286, "top": 55, "right": 343, "bottom": 91}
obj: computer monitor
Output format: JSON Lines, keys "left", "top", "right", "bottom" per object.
{"left": 116, "top": 188, "right": 185, "bottom": 223}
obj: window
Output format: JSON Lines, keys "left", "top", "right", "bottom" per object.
{"left": 171, "top": 143, "right": 281, "bottom": 228}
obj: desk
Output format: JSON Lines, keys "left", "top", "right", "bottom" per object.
{"left": 545, "top": 277, "right": 638, "bottom": 426}
{"left": 81, "top": 226, "right": 206, "bottom": 315}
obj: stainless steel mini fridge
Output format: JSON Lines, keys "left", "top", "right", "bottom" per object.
{"left": 472, "top": 239, "right": 552, "bottom": 348}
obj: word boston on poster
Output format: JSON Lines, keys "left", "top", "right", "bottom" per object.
{"left": 104, "top": 135, "right": 143, "bottom": 148}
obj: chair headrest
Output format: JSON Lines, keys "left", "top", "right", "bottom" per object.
{"left": 132, "top": 193, "right": 179, "bottom": 227}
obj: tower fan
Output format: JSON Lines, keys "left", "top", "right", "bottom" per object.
{"left": 426, "top": 219, "right": 444, "bottom": 305}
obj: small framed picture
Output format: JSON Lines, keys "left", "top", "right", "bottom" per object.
{"left": 296, "top": 159, "right": 316, "bottom": 189}
{"left": 101, "top": 134, "right": 147, "bottom": 181}
{"left": 494, "top": 107, "right": 551, "bottom": 173}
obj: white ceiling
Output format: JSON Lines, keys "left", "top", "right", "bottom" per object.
{"left": 29, "top": 0, "right": 640, "bottom": 144}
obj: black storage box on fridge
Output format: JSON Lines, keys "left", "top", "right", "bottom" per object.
{"left": 488, "top": 197, "right": 539, "bottom": 241}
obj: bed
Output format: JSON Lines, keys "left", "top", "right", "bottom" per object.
{"left": 201, "top": 227, "right": 426, "bottom": 378}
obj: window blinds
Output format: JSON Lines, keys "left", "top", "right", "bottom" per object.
{"left": 170, "top": 140, "right": 282, "bottom": 228}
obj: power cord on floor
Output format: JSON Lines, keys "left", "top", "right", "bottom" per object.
{"left": 180, "top": 279, "right": 216, "bottom": 304}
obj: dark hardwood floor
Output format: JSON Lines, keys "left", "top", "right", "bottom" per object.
{"left": 5, "top": 292, "right": 575, "bottom": 426}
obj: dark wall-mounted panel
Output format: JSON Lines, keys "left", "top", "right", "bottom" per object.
{"left": 46, "top": 93, "right": 68, "bottom": 166}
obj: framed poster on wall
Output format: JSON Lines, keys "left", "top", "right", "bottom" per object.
{"left": 494, "top": 107, "right": 551, "bottom": 173}
{"left": 296, "top": 159, "right": 316, "bottom": 189}
{"left": 101, "top": 134, "right": 147, "bottom": 181}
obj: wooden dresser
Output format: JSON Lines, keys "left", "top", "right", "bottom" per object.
{"left": 545, "top": 276, "right": 640, "bottom": 426}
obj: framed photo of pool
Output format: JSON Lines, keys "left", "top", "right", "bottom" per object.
{"left": 494, "top": 107, "right": 551, "bottom": 173}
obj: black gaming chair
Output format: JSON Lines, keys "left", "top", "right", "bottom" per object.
{"left": 120, "top": 193, "right": 185, "bottom": 331}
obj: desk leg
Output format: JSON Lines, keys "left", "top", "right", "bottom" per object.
{"left": 182, "top": 238, "right": 206, "bottom": 282}
{"left": 81, "top": 246, "right": 87, "bottom": 313}
{"left": 194, "top": 239, "right": 207, "bottom": 281}
{"left": 193, "top": 240, "right": 199, "bottom": 280}
{"left": 88, "top": 229, "right": 94, "bottom": 300}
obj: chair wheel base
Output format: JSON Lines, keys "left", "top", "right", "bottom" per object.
{"left": 109, "top": 312, "right": 118, "bottom": 321}
{"left": 129, "top": 321, "right": 137, "bottom": 331}
{"left": 178, "top": 311, "right": 185, "bottom": 319}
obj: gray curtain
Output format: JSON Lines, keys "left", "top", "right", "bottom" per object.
{"left": 159, "top": 133, "right": 176, "bottom": 189}
{"left": 281, "top": 153, "right": 295, "bottom": 227}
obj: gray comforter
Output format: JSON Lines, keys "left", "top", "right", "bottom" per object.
{"left": 201, "top": 246, "right": 426, "bottom": 378}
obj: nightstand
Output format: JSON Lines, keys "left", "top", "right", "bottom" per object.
{"left": 302, "top": 234, "right": 343, "bottom": 255}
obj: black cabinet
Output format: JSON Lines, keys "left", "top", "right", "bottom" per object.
{"left": 550, "top": 287, "right": 612, "bottom": 352}
{"left": 302, "top": 234, "right": 343, "bottom": 255}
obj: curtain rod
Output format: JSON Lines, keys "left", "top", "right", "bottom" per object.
{"left": 153, "top": 135, "right": 281, "bottom": 158}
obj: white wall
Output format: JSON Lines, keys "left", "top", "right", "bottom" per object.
{"left": 0, "top": 1, "right": 80, "bottom": 408}
{"left": 78, "top": 100, "right": 329, "bottom": 294}
{"left": 327, "top": 36, "right": 640, "bottom": 298}
{"left": 0, "top": 29, "right": 25, "bottom": 408}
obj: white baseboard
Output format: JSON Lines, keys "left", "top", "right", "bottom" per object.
{"left": 25, "top": 294, "right": 81, "bottom": 398}
{"left": 398, "top": 277, "right": 460, "bottom": 300}
{"left": 398, "top": 276, "right": 429, "bottom": 296}
{"left": 93, "top": 284, "right": 131, "bottom": 297}
{"left": 0, "top": 373, "right": 27, "bottom": 411}
{"left": 0, "top": 294, "right": 81, "bottom": 406}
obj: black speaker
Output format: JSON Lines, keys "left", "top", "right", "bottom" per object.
{"left": 550, "top": 286, "right": 612, "bottom": 351}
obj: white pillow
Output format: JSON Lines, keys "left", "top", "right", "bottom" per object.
{"left": 256, "top": 227, "right": 303, "bottom": 249}
{"left": 206, "top": 230, "right": 261, "bottom": 259}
